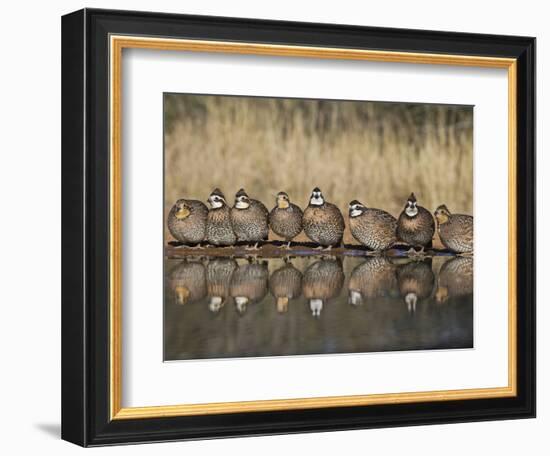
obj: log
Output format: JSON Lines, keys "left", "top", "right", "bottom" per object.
{"left": 164, "top": 241, "right": 456, "bottom": 259}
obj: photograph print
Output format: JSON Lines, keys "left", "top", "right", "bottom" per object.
{"left": 163, "top": 93, "right": 474, "bottom": 362}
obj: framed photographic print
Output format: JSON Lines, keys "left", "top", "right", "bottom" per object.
{"left": 61, "top": 8, "right": 536, "bottom": 446}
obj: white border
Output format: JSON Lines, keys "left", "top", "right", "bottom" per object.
{"left": 121, "top": 49, "right": 508, "bottom": 407}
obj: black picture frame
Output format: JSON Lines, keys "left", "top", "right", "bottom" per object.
{"left": 62, "top": 8, "right": 536, "bottom": 447}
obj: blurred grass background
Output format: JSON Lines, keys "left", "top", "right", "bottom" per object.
{"left": 164, "top": 94, "right": 472, "bottom": 243}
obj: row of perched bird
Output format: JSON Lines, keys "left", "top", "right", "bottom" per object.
{"left": 170, "top": 256, "right": 473, "bottom": 316}
{"left": 168, "top": 188, "right": 474, "bottom": 253}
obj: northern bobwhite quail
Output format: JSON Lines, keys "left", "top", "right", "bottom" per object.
{"left": 167, "top": 199, "right": 208, "bottom": 245}
{"left": 269, "top": 191, "right": 303, "bottom": 249}
{"left": 302, "top": 187, "right": 345, "bottom": 249}
{"left": 397, "top": 193, "right": 435, "bottom": 252}
{"left": 205, "top": 188, "right": 237, "bottom": 247}
{"left": 348, "top": 200, "right": 397, "bottom": 251}
{"left": 434, "top": 205, "right": 473, "bottom": 253}
{"left": 230, "top": 188, "right": 269, "bottom": 249}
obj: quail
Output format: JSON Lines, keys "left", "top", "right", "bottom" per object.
{"left": 348, "top": 200, "right": 397, "bottom": 251}
{"left": 434, "top": 205, "right": 474, "bottom": 254}
{"left": 397, "top": 260, "right": 435, "bottom": 313}
{"left": 205, "top": 188, "right": 237, "bottom": 247}
{"left": 206, "top": 258, "right": 237, "bottom": 313}
{"left": 167, "top": 199, "right": 208, "bottom": 245}
{"left": 348, "top": 257, "right": 398, "bottom": 306}
{"left": 269, "top": 261, "right": 303, "bottom": 313}
{"left": 397, "top": 193, "right": 435, "bottom": 253}
{"left": 302, "top": 258, "right": 344, "bottom": 317}
{"left": 169, "top": 260, "right": 207, "bottom": 305}
{"left": 269, "top": 191, "right": 303, "bottom": 249}
{"left": 230, "top": 188, "right": 269, "bottom": 249}
{"left": 302, "top": 187, "right": 345, "bottom": 249}
{"left": 435, "top": 257, "right": 473, "bottom": 303}
{"left": 230, "top": 261, "right": 269, "bottom": 315}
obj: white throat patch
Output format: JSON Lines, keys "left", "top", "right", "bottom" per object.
{"left": 310, "top": 196, "right": 324, "bottom": 206}
{"left": 235, "top": 200, "right": 250, "bottom": 209}
{"left": 405, "top": 206, "right": 418, "bottom": 217}
{"left": 310, "top": 299, "right": 323, "bottom": 317}
{"left": 209, "top": 296, "right": 223, "bottom": 312}
{"left": 349, "top": 290, "right": 362, "bottom": 306}
{"left": 210, "top": 200, "right": 223, "bottom": 209}
{"left": 235, "top": 297, "right": 249, "bottom": 313}
{"left": 405, "top": 292, "right": 418, "bottom": 313}
{"left": 350, "top": 209, "right": 363, "bottom": 217}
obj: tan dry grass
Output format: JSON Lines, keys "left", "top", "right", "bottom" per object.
{"left": 164, "top": 95, "right": 472, "bottom": 243}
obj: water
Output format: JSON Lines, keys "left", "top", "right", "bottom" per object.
{"left": 164, "top": 255, "right": 473, "bottom": 361}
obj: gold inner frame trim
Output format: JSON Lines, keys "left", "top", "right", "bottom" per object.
{"left": 109, "top": 35, "right": 518, "bottom": 421}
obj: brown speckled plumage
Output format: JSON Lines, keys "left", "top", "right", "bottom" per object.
{"left": 397, "top": 193, "right": 435, "bottom": 248}
{"left": 397, "top": 260, "right": 435, "bottom": 309}
{"left": 169, "top": 260, "right": 207, "bottom": 305}
{"left": 348, "top": 257, "right": 398, "bottom": 305}
{"left": 269, "top": 192, "right": 303, "bottom": 242}
{"left": 167, "top": 199, "right": 208, "bottom": 244}
{"left": 231, "top": 189, "right": 269, "bottom": 243}
{"left": 302, "top": 259, "right": 344, "bottom": 301}
{"left": 206, "top": 189, "right": 236, "bottom": 246}
{"left": 303, "top": 188, "right": 345, "bottom": 247}
{"left": 348, "top": 200, "right": 397, "bottom": 251}
{"left": 269, "top": 262, "right": 302, "bottom": 312}
{"left": 435, "top": 257, "right": 473, "bottom": 303}
{"left": 230, "top": 262, "right": 269, "bottom": 314}
{"left": 434, "top": 205, "right": 473, "bottom": 253}
{"left": 206, "top": 258, "right": 237, "bottom": 311}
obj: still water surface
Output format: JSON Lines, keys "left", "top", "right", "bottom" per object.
{"left": 164, "top": 255, "right": 473, "bottom": 361}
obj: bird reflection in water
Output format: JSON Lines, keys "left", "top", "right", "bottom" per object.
{"left": 206, "top": 258, "right": 237, "bottom": 313}
{"left": 269, "top": 261, "right": 303, "bottom": 313}
{"left": 229, "top": 261, "right": 269, "bottom": 315}
{"left": 164, "top": 254, "right": 473, "bottom": 361}
{"left": 348, "top": 257, "right": 398, "bottom": 306}
{"left": 169, "top": 260, "right": 207, "bottom": 305}
{"left": 435, "top": 257, "right": 473, "bottom": 303}
{"left": 397, "top": 259, "right": 435, "bottom": 313}
{"left": 302, "top": 258, "right": 344, "bottom": 317}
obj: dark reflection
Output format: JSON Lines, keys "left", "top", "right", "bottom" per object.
{"left": 397, "top": 259, "right": 435, "bottom": 313}
{"left": 269, "top": 262, "right": 302, "bottom": 313}
{"left": 206, "top": 258, "right": 237, "bottom": 313}
{"left": 348, "top": 257, "right": 398, "bottom": 306}
{"left": 435, "top": 257, "right": 473, "bottom": 303}
{"left": 169, "top": 260, "right": 206, "bottom": 305}
{"left": 230, "top": 261, "right": 269, "bottom": 315}
{"left": 302, "top": 259, "right": 344, "bottom": 317}
{"left": 164, "top": 255, "right": 473, "bottom": 361}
